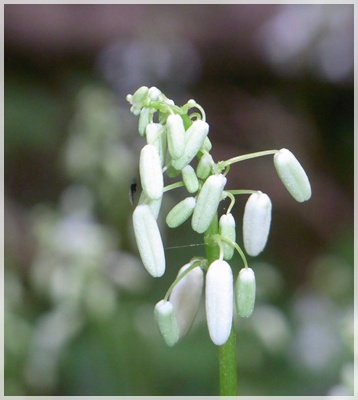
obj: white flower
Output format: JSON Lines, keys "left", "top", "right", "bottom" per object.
{"left": 192, "top": 174, "right": 227, "bottom": 234}
{"left": 166, "top": 197, "right": 196, "bottom": 228}
{"left": 243, "top": 191, "right": 272, "bottom": 257}
{"left": 172, "top": 120, "right": 209, "bottom": 171}
{"left": 274, "top": 148, "right": 312, "bottom": 202}
{"left": 219, "top": 213, "right": 236, "bottom": 260}
{"left": 132, "top": 205, "right": 165, "bottom": 277}
{"left": 166, "top": 114, "right": 186, "bottom": 160}
{"left": 235, "top": 267, "right": 256, "bottom": 318}
{"left": 205, "top": 259, "right": 233, "bottom": 345}
{"left": 139, "top": 144, "right": 163, "bottom": 200}
{"left": 169, "top": 264, "right": 204, "bottom": 338}
{"left": 154, "top": 300, "right": 179, "bottom": 346}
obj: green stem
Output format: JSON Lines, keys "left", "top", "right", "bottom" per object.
{"left": 204, "top": 214, "right": 238, "bottom": 396}
{"left": 218, "top": 149, "right": 278, "bottom": 170}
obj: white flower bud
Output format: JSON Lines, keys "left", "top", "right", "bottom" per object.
{"left": 172, "top": 120, "right": 209, "bottom": 170}
{"left": 132, "top": 205, "right": 165, "bottom": 277}
{"left": 243, "top": 192, "right": 272, "bottom": 257}
{"left": 146, "top": 123, "right": 167, "bottom": 167}
{"left": 182, "top": 165, "right": 199, "bottom": 193}
{"left": 192, "top": 174, "right": 227, "bottom": 234}
{"left": 196, "top": 154, "right": 212, "bottom": 179}
{"left": 169, "top": 264, "right": 204, "bottom": 338}
{"left": 131, "top": 86, "right": 149, "bottom": 105}
{"left": 166, "top": 114, "right": 185, "bottom": 160}
{"left": 202, "top": 136, "right": 212, "bottom": 153}
{"left": 205, "top": 260, "right": 233, "bottom": 346}
{"left": 235, "top": 268, "right": 256, "bottom": 318}
{"left": 219, "top": 213, "right": 236, "bottom": 260}
{"left": 148, "top": 86, "right": 162, "bottom": 101}
{"left": 154, "top": 300, "right": 180, "bottom": 346}
{"left": 138, "top": 107, "right": 152, "bottom": 136}
{"left": 166, "top": 197, "right": 196, "bottom": 228}
{"left": 139, "top": 144, "right": 164, "bottom": 200}
{"left": 274, "top": 148, "right": 312, "bottom": 202}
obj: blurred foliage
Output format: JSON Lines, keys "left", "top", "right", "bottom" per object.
{"left": 4, "top": 4, "right": 354, "bottom": 396}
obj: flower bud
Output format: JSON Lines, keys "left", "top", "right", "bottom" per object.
{"left": 169, "top": 264, "right": 204, "bottom": 338}
{"left": 132, "top": 205, "right": 165, "bottom": 277}
{"left": 146, "top": 123, "right": 167, "bottom": 167}
{"left": 243, "top": 191, "right": 272, "bottom": 257}
{"left": 235, "top": 268, "right": 256, "bottom": 318}
{"left": 205, "top": 260, "right": 233, "bottom": 345}
{"left": 202, "top": 136, "right": 212, "bottom": 153}
{"left": 127, "top": 86, "right": 149, "bottom": 115}
{"left": 182, "top": 165, "right": 199, "bottom": 193}
{"left": 196, "top": 154, "right": 212, "bottom": 180}
{"left": 274, "top": 148, "right": 311, "bottom": 202}
{"left": 192, "top": 174, "right": 227, "bottom": 234}
{"left": 139, "top": 144, "right": 163, "bottom": 200}
{"left": 166, "top": 114, "right": 185, "bottom": 160}
{"left": 138, "top": 107, "right": 152, "bottom": 136}
{"left": 172, "top": 120, "right": 209, "bottom": 170}
{"left": 154, "top": 300, "right": 180, "bottom": 346}
{"left": 219, "top": 213, "right": 236, "bottom": 260}
{"left": 138, "top": 192, "right": 162, "bottom": 220}
{"left": 166, "top": 197, "right": 196, "bottom": 228}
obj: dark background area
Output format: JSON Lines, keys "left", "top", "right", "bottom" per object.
{"left": 4, "top": 4, "right": 354, "bottom": 396}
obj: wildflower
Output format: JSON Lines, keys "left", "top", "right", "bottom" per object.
{"left": 154, "top": 300, "right": 180, "bottom": 346}
{"left": 139, "top": 144, "right": 163, "bottom": 200}
{"left": 274, "top": 148, "right": 311, "bottom": 202}
{"left": 166, "top": 114, "right": 186, "bottom": 160}
{"left": 235, "top": 267, "right": 256, "bottom": 318}
{"left": 166, "top": 197, "right": 196, "bottom": 228}
{"left": 169, "top": 264, "right": 204, "bottom": 338}
{"left": 205, "top": 259, "right": 233, "bottom": 345}
{"left": 192, "top": 174, "right": 227, "bottom": 234}
{"left": 132, "top": 204, "right": 165, "bottom": 277}
{"left": 243, "top": 191, "right": 272, "bottom": 256}
{"left": 219, "top": 213, "right": 236, "bottom": 260}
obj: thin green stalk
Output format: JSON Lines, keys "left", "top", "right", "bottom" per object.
{"left": 204, "top": 214, "right": 238, "bottom": 396}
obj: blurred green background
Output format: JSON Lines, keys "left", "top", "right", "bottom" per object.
{"left": 4, "top": 4, "right": 354, "bottom": 396}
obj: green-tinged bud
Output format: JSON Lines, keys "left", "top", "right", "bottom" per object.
{"left": 139, "top": 192, "right": 162, "bottom": 220}
{"left": 202, "top": 136, "right": 212, "bottom": 152}
{"left": 172, "top": 120, "right": 209, "bottom": 170}
{"left": 192, "top": 174, "right": 227, "bottom": 234}
{"left": 205, "top": 260, "right": 233, "bottom": 346}
{"left": 138, "top": 107, "right": 152, "bottom": 136}
{"left": 274, "top": 148, "right": 311, "bottom": 202}
{"left": 127, "top": 86, "right": 149, "bottom": 115}
{"left": 243, "top": 191, "right": 272, "bottom": 257}
{"left": 166, "top": 114, "right": 185, "bottom": 160}
{"left": 146, "top": 123, "right": 167, "bottom": 167}
{"left": 182, "top": 165, "right": 199, "bottom": 193}
{"left": 139, "top": 144, "right": 163, "bottom": 200}
{"left": 166, "top": 197, "right": 196, "bottom": 228}
{"left": 169, "top": 264, "right": 204, "bottom": 338}
{"left": 165, "top": 165, "right": 181, "bottom": 178}
{"left": 148, "top": 86, "right": 162, "bottom": 101}
{"left": 219, "top": 213, "right": 236, "bottom": 260}
{"left": 235, "top": 267, "right": 256, "bottom": 318}
{"left": 154, "top": 300, "right": 180, "bottom": 346}
{"left": 196, "top": 154, "right": 212, "bottom": 179}
{"left": 132, "top": 205, "right": 165, "bottom": 277}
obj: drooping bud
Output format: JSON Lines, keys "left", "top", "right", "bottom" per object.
{"left": 172, "top": 120, "right": 209, "bottom": 171}
{"left": 274, "top": 148, "right": 311, "bottom": 202}
{"left": 166, "top": 197, "right": 196, "bottom": 228}
{"left": 235, "top": 267, "right": 256, "bottom": 318}
{"left": 166, "top": 114, "right": 185, "bottom": 160}
{"left": 154, "top": 300, "right": 180, "bottom": 346}
{"left": 205, "top": 259, "right": 233, "bottom": 346}
{"left": 169, "top": 264, "right": 204, "bottom": 338}
{"left": 196, "top": 154, "right": 212, "bottom": 180}
{"left": 139, "top": 144, "right": 163, "bottom": 200}
{"left": 146, "top": 123, "right": 167, "bottom": 167}
{"left": 243, "top": 191, "right": 272, "bottom": 257}
{"left": 219, "top": 213, "right": 236, "bottom": 260}
{"left": 192, "top": 174, "right": 227, "bottom": 234}
{"left": 182, "top": 165, "right": 199, "bottom": 193}
{"left": 132, "top": 205, "right": 165, "bottom": 277}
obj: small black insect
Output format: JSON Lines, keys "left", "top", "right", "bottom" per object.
{"left": 129, "top": 179, "right": 138, "bottom": 206}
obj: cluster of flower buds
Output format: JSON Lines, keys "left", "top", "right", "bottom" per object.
{"left": 127, "top": 86, "right": 311, "bottom": 346}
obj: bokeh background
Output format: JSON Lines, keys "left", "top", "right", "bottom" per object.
{"left": 4, "top": 3, "right": 354, "bottom": 396}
